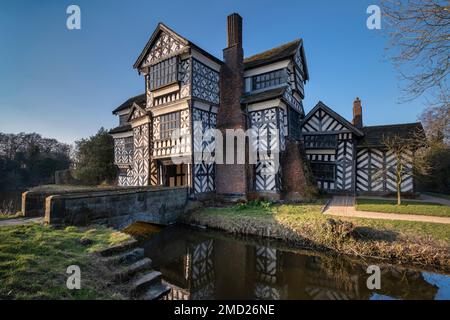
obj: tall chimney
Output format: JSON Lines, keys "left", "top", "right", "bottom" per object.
{"left": 227, "top": 13, "right": 242, "bottom": 47}
{"left": 216, "top": 13, "right": 248, "bottom": 201}
{"left": 352, "top": 97, "right": 363, "bottom": 128}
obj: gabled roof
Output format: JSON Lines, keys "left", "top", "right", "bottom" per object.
{"left": 244, "top": 39, "right": 309, "bottom": 81}
{"left": 133, "top": 23, "right": 222, "bottom": 70}
{"left": 112, "top": 94, "right": 146, "bottom": 114}
{"left": 359, "top": 122, "right": 424, "bottom": 147}
{"left": 241, "top": 86, "right": 287, "bottom": 104}
{"left": 303, "top": 101, "right": 364, "bottom": 136}
{"left": 127, "top": 102, "right": 148, "bottom": 122}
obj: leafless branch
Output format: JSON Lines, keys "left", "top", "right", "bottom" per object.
{"left": 381, "top": 0, "right": 450, "bottom": 105}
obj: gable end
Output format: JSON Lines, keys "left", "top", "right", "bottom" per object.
{"left": 302, "top": 102, "right": 364, "bottom": 136}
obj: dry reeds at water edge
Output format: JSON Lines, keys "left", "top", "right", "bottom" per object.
{"left": 0, "top": 200, "right": 17, "bottom": 216}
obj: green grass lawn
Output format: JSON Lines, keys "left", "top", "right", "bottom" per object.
{"left": 0, "top": 223, "right": 131, "bottom": 299}
{"left": 423, "top": 192, "right": 450, "bottom": 201}
{"left": 356, "top": 198, "right": 450, "bottom": 217}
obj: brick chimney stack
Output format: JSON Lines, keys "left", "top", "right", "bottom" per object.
{"left": 216, "top": 13, "right": 248, "bottom": 201}
{"left": 352, "top": 97, "right": 363, "bottom": 129}
{"left": 227, "top": 13, "right": 242, "bottom": 47}
{"left": 217, "top": 13, "right": 244, "bottom": 128}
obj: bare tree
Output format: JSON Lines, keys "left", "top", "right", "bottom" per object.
{"left": 382, "top": 0, "right": 449, "bottom": 105}
{"left": 379, "top": 130, "right": 430, "bottom": 205}
{"left": 419, "top": 104, "right": 450, "bottom": 145}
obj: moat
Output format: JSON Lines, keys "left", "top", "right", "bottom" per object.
{"left": 138, "top": 225, "right": 450, "bottom": 300}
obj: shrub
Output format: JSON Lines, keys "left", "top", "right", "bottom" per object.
{"left": 322, "top": 218, "right": 356, "bottom": 246}
{"left": 235, "top": 200, "right": 273, "bottom": 211}
{"left": 73, "top": 128, "right": 116, "bottom": 185}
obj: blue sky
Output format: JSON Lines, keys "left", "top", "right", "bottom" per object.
{"left": 0, "top": 0, "right": 427, "bottom": 144}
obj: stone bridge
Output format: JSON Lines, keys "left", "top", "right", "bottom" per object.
{"left": 22, "top": 186, "right": 188, "bottom": 229}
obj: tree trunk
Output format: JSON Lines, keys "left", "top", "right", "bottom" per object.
{"left": 396, "top": 154, "right": 403, "bottom": 206}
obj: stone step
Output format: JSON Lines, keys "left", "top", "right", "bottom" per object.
{"left": 130, "top": 270, "right": 162, "bottom": 297}
{"left": 114, "top": 258, "right": 152, "bottom": 282}
{"left": 140, "top": 283, "right": 171, "bottom": 300}
{"left": 98, "top": 239, "right": 139, "bottom": 257}
{"left": 104, "top": 248, "right": 145, "bottom": 266}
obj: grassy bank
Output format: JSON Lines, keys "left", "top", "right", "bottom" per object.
{"left": 183, "top": 202, "right": 450, "bottom": 272}
{"left": 356, "top": 198, "right": 450, "bottom": 217}
{"left": 0, "top": 223, "right": 131, "bottom": 299}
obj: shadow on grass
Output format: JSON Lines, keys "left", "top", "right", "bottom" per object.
{"left": 353, "top": 226, "right": 399, "bottom": 242}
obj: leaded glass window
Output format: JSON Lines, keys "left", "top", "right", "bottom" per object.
{"left": 159, "top": 112, "right": 180, "bottom": 140}
{"left": 251, "top": 69, "right": 289, "bottom": 91}
{"left": 149, "top": 57, "right": 179, "bottom": 90}
{"left": 304, "top": 135, "right": 338, "bottom": 149}
{"left": 311, "top": 163, "right": 335, "bottom": 181}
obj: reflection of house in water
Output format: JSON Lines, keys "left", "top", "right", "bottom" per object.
{"left": 303, "top": 255, "right": 360, "bottom": 300}
{"left": 254, "top": 246, "right": 287, "bottom": 300}
{"left": 142, "top": 226, "right": 439, "bottom": 300}
{"left": 141, "top": 227, "right": 215, "bottom": 300}
{"left": 163, "top": 239, "right": 215, "bottom": 300}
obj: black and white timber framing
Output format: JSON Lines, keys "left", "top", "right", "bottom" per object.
{"left": 109, "top": 16, "right": 421, "bottom": 196}
{"left": 302, "top": 102, "right": 419, "bottom": 194}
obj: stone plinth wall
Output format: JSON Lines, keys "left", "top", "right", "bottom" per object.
{"left": 22, "top": 191, "right": 49, "bottom": 217}
{"left": 22, "top": 186, "right": 126, "bottom": 217}
{"left": 45, "top": 186, "right": 188, "bottom": 228}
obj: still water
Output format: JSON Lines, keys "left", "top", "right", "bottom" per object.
{"left": 139, "top": 225, "right": 450, "bottom": 300}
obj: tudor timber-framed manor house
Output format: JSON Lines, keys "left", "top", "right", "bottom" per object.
{"left": 110, "top": 13, "right": 421, "bottom": 199}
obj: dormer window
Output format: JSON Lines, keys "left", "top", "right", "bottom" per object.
{"left": 148, "top": 56, "right": 179, "bottom": 91}
{"left": 248, "top": 69, "right": 289, "bottom": 92}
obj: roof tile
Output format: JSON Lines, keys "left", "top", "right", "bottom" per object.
{"left": 112, "top": 94, "right": 146, "bottom": 114}
{"left": 241, "top": 86, "right": 287, "bottom": 104}
{"left": 109, "top": 124, "right": 132, "bottom": 134}
{"left": 244, "top": 39, "right": 301, "bottom": 70}
{"left": 359, "top": 122, "right": 424, "bottom": 147}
